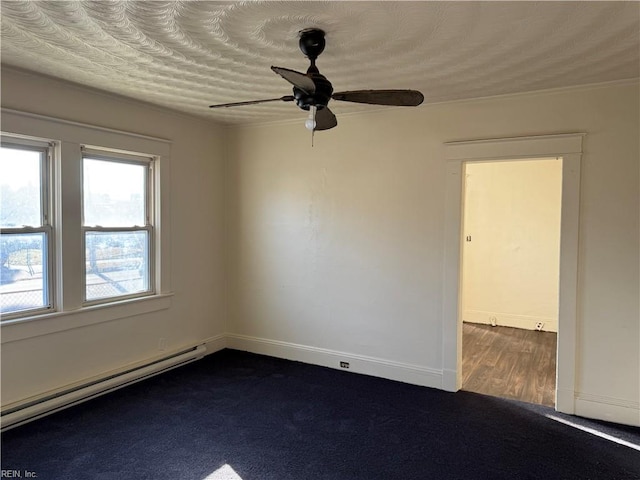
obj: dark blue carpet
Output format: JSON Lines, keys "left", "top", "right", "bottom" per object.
{"left": 2, "top": 349, "right": 639, "bottom": 479}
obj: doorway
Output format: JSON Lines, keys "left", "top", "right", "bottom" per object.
{"left": 442, "top": 133, "right": 583, "bottom": 415}
{"left": 460, "top": 159, "right": 562, "bottom": 406}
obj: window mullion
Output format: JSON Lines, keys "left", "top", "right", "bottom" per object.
{"left": 59, "top": 141, "right": 84, "bottom": 311}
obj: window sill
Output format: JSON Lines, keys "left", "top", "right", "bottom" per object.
{"left": 1, "top": 293, "right": 173, "bottom": 344}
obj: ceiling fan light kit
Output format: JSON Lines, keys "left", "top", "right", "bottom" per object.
{"left": 209, "top": 28, "right": 424, "bottom": 140}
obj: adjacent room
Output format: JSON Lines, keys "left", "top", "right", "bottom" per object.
{"left": 1, "top": 1, "right": 639, "bottom": 479}
{"left": 460, "top": 158, "right": 562, "bottom": 407}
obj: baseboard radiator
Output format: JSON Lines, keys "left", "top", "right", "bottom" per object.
{"left": 1, "top": 344, "right": 207, "bottom": 432}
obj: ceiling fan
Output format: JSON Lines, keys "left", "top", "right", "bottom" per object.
{"left": 209, "top": 28, "right": 424, "bottom": 133}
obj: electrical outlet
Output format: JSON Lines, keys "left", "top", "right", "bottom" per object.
{"left": 535, "top": 322, "right": 544, "bottom": 331}
{"left": 158, "top": 338, "right": 167, "bottom": 351}
{"left": 490, "top": 316, "right": 497, "bottom": 327}
{"left": 340, "top": 361, "right": 350, "bottom": 369}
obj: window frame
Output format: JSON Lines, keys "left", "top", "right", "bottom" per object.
{"left": 81, "top": 147, "right": 156, "bottom": 305}
{"left": 0, "top": 109, "right": 172, "bottom": 334}
{"left": 0, "top": 136, "right": 55, "bottom": 320}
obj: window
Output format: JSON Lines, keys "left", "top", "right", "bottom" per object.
{"left": 0, "top": 109, "right": 173, "bottom": 326}
{"left": 0, "top": 139, "right": 53, "bottom": 318}
{"left": 1, "top": 110, "right": 170, "bottom": 328}
{"left": 82, "top": 149, "right": 154, "bottom": 303}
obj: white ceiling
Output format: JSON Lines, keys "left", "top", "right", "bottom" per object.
{"left": 1, "top": 1, "right": 639, "bottom": 126}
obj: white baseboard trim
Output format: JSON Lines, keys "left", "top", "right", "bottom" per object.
{"left": 555, "top": 387, "right": 575, "bottom": 415}
{"left": 202, "top": 333, "right": 227, "bottom": 354}
{"left": 574, "top": 392, "right": 640, "bottom": 427}
{"left": 441, "top": 369, "right": 458, "bottom": 392}
{"left": 463, "top": 310, "right": 558, "bottom": 332}
{"left": 226, "top": 333, "right": 443, "bottom": 389}
{"left": 6, "top": 330, "right": 637, "bottom": 428}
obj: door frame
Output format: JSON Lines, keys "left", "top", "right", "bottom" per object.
{"left": 441, "top": 133, "right": 584, "bottom": 414}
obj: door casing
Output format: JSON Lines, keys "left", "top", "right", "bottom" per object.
{"left": 442, "top": 133, "right": 583, "bottom": 414}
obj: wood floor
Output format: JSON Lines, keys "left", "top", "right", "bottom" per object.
{"left": 462, "top": 322, "right": 557, "bottom": 406}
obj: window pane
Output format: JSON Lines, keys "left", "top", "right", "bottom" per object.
{"left": 83, "top": 158, "right": 146, "bottom": 227}
{"left": 0, "top": 233, "right": 49, "bottom": 315}
{"left": 85, "top": 231, "right": 149, "bottom": 301}
{"left": 0, "top": 147, "right": 42, "bottom": 228}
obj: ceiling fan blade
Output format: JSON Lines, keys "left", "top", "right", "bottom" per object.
{"left": 332, "top": 90, "right": 424, "bottom": 106}
{"left": 314, "top": 106, "right": 337, "bottom": 131}
{"left": 271, "top": 66, "right": 316, "bottom": 94}
{"left": 209, "top": 96, "right": 294, "bottom": 108}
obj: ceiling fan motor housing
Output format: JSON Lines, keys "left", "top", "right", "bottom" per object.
{"left": 294, "top": 66, "right": 333, "bottom": 110}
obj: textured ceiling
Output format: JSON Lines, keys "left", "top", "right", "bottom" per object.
{"left": 1, "top": 1, "right": 639, "bottom": 126}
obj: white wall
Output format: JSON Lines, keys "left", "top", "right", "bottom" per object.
{"left": 1, "top": 68, "right": 227, "bottom": 406}
{"left": 462, "top": 159, "right": 562, "bottom": 332}
{"left": 1, "top": 68, "right": 637, "bottom": 427}
{"left": 225, "top": 82, "right": 639, "bottom": 425}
